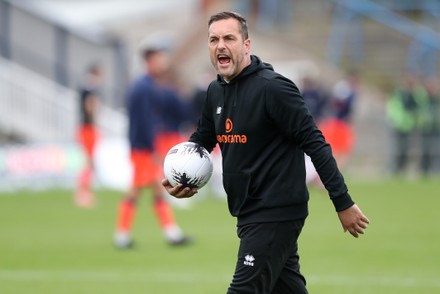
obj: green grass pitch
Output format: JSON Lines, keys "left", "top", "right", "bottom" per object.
{"left": 0, "top": 178, "right": 439, "bottom": 293}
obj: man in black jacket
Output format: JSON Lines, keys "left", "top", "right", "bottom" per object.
{"left": 162, "top": 11, "right": 369, "bottom": 294}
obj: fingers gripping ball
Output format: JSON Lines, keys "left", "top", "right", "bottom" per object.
{"left": 163, "top": 142, "right": 213, "bottom": 189}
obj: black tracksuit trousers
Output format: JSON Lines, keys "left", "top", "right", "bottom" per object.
{"left": 227, "top": 220, "right": 308, "bottom": 294}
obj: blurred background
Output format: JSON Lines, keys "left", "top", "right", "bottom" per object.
{"left": 1, "top": 1, "right": 440, "bottom": 293}
{"left": 1, "top": 0, "right": 440, "bottom": 192}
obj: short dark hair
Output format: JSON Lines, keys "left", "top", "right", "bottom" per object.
{"left": 208, "top": 11, "right": 249, "bottom": 40}
{"left": 141, "top": 48, "right": 162, "bottom": 60}
{"left": 87, "top": 63, "right": 101, "bottom": 76}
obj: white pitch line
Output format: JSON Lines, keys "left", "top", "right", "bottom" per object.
{"left": 0, "top": 270, "right": 439, "bottom": 289}
{"left": 0, "top": 269, "right": 229, "bottom": 283}
{"left": 307, "top": 275, "right": 440, "bottom": 288}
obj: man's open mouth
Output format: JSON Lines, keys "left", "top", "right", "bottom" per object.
{"left": 218, "top": 54, "right": 231, "bottom": 65}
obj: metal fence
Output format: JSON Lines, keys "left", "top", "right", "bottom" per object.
{"left": 0, "top": 57, "right": 126, "bottom": 143}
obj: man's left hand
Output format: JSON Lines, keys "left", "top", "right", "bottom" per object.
{"left": 337, "top": 204, "right": 370, "bottom": 238}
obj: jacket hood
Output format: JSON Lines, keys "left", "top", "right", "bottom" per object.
{"left": 217, "top": 55, "right": 273, "bottom": 85}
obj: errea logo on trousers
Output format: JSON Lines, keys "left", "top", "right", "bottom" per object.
{"left": 244, "top": 254, "right": 255, "bottom": 267}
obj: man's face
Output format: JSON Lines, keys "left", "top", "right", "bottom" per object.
{"left": 146, "top": 50, "right": 170, "bottom": 78}
{"left": 208, "top": 18, "right": 250, "bottom": 81}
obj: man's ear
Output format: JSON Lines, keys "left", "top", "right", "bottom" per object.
{"left": 244, "top": 39, "right": 251, "bottom": 55}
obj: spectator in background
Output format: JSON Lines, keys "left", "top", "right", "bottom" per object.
{"left": 386, "top": 74, "right": 427, "bottom": 175}
{"left": 316, "top": 69, "right": 359, "bottom": 171}
{"left": 331, "top": 69, "right": 360, "bottom": 124}
{"left": 420, "top": 76, "right": 440, "bottom": 175}
{"left": 300, "top": 75, "right": 329, "bottom": 124}
{"left": 74, "top": 63, "right": 102, "bottom": 208}
{"left": 113, "top": 45, "right": 190, "bottom": 248}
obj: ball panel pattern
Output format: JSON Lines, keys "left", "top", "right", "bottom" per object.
{"left": 163, "top": 142, "right": 213, "bottom": 189}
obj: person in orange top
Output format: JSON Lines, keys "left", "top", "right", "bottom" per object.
{"left": 75, "top": 64, "right": 102, "bottom": 208}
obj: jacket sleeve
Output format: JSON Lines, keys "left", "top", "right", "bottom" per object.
{"left": 266, "top": 76, "right": 354, "bottom": 211}
{"left": 189, "top": 84, "right": 218, "bottom": 153}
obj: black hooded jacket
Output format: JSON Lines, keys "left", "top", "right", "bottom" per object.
{"left": 190, "top": 55, "right": 354, "bottom": 226}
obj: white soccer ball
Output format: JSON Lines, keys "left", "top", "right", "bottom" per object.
{"left": 163, "top": 142, "right": 213, "bottom": 189}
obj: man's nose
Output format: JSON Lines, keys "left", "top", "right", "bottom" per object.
{"left": 217, "top": 38, "right": 226, "bottom": 49}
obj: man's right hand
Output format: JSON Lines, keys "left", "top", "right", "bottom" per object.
{"left": 161, "top": 178, "right": 198, "bottom": 199}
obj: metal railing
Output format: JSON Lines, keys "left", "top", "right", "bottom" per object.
{"left": 0, "top": 57, "right": 126, "bottom": 143}
{"left": 328, "top": 0, "right": 440, "bottom": 76}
